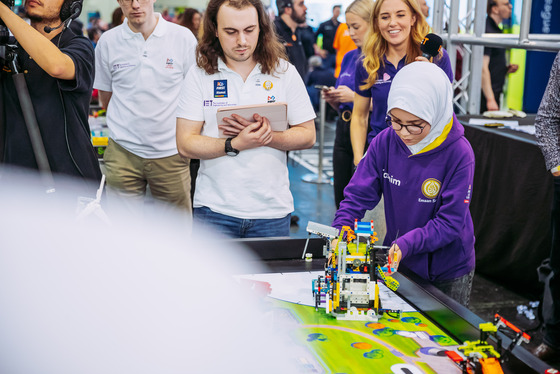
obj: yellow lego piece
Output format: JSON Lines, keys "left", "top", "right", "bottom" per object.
{"left": 377, "top": 265, "right": 400, "bottom": 291}
{"left": 479, "top": 322, "right": 498, "bottom": 333}
{"left": 91, "top": 137, "right": 109, "bottom": 147}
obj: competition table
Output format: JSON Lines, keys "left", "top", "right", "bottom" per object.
{"left": 459, "top": 115, "right": 553, "bottom": 295}
{"left": 234, "top": 237, "right": 551, "bottom": 374}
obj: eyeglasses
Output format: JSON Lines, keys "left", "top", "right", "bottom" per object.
{"left": 385, "top": 115, "right": 429, "bottom": 135}
{"left": 119, "top": 0, "right": 151, "bottom": 6}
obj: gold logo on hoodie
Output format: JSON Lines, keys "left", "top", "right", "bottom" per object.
{"left": 422, "top": 178, "right": 441, "bottom": 199}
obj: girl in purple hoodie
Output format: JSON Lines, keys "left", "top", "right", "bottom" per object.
{"left": 333, "top": 62, "right": 476, "bottom": 306}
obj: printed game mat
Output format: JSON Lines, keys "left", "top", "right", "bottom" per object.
{"left": 238, "top": 271, "right": 464, "bottom": 374}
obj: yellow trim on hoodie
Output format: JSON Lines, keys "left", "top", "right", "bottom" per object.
{"left": 415, "top": 117, "right": 454, "bottom": 155}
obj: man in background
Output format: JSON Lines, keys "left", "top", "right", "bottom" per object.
{"left": 481, "top": 0, "right": 518, "bottom": 112}
{"left": 94, "top": 0, "right": 197, "bottom": 214}
{"left": 315, "top": 5, "right": 340, "bottom": 69}
{"left": 274, "top": 0, "right": 311, "bottom": 79}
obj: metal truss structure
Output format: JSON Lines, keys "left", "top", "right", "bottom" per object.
{"left": 431, "top": 0, "right": 560, "bottom": 114}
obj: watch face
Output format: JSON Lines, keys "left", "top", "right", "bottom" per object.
{"left": 226, "top": 150, "right": 239, "bottom": 157}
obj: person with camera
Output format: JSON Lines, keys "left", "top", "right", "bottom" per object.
{"left": 0, "top": 0, "right": 102, "bottom": 186}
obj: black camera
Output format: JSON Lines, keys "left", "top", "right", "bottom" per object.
{"left": 1, "top": 0, "right": 15, "bottom": 44}
{"left": 1, "top": 0, "right": 14, "bottom": 9}
{"left": 1, "top": 0, "right": 16, "bottom": 67}
{"left": 1, "top": 0, "right": 15, "bottom": 22}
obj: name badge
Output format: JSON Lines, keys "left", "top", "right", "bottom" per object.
{"left": 214, "top": 79, "right": 228, "bottom": 98}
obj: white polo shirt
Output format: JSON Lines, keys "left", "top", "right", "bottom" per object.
{"left": 177, "top": 59, "right": 316, "bottom": 219}
{"left": 94, "top": 14, "right": 197, "bottom": 158}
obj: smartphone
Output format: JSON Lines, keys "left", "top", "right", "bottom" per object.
{"left": 314, "top": 85, "right": 330, "bottom": 91}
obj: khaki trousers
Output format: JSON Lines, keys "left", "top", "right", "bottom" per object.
{"left": 104, "top": 139, "right": 191, "bottom": 214}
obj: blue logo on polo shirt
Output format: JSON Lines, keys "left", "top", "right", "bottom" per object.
{"left": 214, "top": 80, "right": 228, "bottom": 98}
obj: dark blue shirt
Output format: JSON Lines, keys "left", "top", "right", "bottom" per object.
{"left": 336, "top": 48, "right": 360, "bottom": 112}
{"left": 316, "top": 19, "right": 338, "bottom": 54}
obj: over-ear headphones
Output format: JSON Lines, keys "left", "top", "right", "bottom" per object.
{"left": 60, "top": 0, "right": 83, "bottom": 22}
{"left": 44, "top": 0, "right": 82, "bottom": 33}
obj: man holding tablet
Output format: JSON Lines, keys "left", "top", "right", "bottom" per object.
{"left": 176, "top": 0, "right": 316, "bottom": 238}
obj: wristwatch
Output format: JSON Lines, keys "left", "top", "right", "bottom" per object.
{"left": 225, "top": 137, "right": 239, "bottom": 157}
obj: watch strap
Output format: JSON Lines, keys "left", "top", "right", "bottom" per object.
{"left": 225, "top": 137, "right": 239, "bottom": 156}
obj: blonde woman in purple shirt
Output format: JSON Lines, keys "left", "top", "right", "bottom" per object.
{"left": 350, "top": 0, "right": 453, "bottom": 167}
{"left": 333, "top": 62, "right": 475, "bottom": 307}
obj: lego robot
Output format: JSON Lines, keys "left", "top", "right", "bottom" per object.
{"left": 309, "top": 220, "right": 401, "bottom": 321}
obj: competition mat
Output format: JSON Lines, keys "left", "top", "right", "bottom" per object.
{"left": 238, "top": 271, "right": 464, "bottom": 374}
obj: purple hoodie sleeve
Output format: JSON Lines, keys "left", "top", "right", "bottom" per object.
{"left": 332, "top": 143, "right": 383, "bottom": 229}
{"left": 397, "top": 151, "right": 474, "bottom": 258}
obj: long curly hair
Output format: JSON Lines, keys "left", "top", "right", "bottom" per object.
{"left": 197, "top": 0, "right": 287, "bottom": 75}
{"left": 360, "top": 0, "right": 429, "bottom": 90}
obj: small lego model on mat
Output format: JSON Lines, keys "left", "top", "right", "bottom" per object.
{"left": 307, "top": 220, "right": 401, "bottom": 321}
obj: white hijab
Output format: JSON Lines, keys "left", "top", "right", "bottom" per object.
{"left": 387, "top": 61, "right": 454, "bottom": 155}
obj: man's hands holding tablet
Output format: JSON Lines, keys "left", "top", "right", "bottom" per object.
{"left": 221, "top": 113, "right": 273, "bottom": 151}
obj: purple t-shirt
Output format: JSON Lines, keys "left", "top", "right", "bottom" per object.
{"left": 336, "top": 48, "right": 360, "bottom": 112}
{"left": 355, "top": 48, "right": 454, "bottom": 143}
{"left": 332, "top": 114, "right": 475, "bottom": 282}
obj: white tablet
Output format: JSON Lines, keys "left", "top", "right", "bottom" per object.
{"left": 216, "top": 102, "right": 288, "bottom": 138}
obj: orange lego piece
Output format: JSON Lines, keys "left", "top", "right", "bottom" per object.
{"left": 480, "top": 357, "right": 504, "bottom": 374}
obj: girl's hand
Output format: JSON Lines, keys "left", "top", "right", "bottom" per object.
{"left": 388, "top": 243, "right": 402, "bottom": 270}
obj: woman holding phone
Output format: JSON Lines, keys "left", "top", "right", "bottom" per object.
{"left": 322, "top": 0, "right": 374, "bottom": 208}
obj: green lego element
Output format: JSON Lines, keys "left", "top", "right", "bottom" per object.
{"left": 458, "top": 340, "right": 501, "bottom": 359}
{"left": 479, "top": 322, "right": 498, "bottom": 334}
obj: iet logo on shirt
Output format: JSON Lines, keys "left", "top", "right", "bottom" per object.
{"left": 111, "top": 63, "right": 135, "bottom": 72}
{"left": 214, "top": 80, "right": 228, "bottom": 98}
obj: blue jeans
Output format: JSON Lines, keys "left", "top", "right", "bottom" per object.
{"left": 194, "top": 206, "right": 290, "bottom": 238}
{"left": 432, "top": 269, "right": 475, "bottom": 307}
